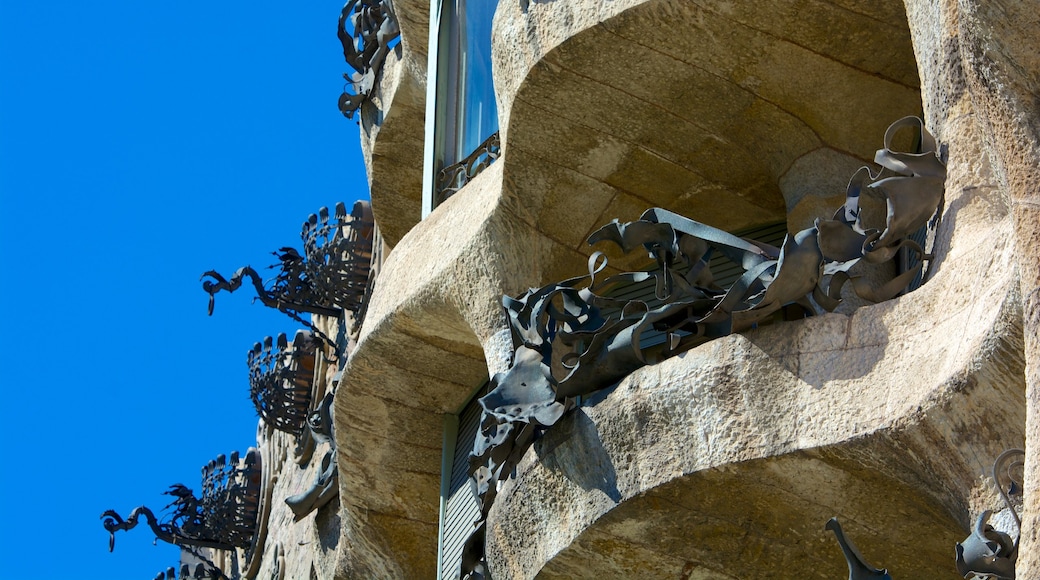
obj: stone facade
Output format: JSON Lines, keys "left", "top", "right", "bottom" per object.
{"left": 144, "top": 1, "right": 1040, "bottom": 579}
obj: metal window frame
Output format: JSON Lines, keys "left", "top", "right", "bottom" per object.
{"left": 421, "top": 0, "right": 498, "bottom": 218}
{"left": 422, "top": 0, "right": 451, "bottom": 218}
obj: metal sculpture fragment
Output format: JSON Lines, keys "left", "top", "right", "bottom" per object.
{"left": 338, "top": 0, "right": 400, "bottom": 119}
{"left": 202, "top": 201, "right": 374, "bottom": 336}
{"left": 285, "top": 392, "right": 340, "bottom": 520}
{"left": 436, "top": 132, "right": 502, "bottom": 205}
{"left": 102, "top": 450, "right": 262, "bottom": 553}
{"left": 248, "top": 331, "right": 317, "bottom": 436}
{"left": 152, "top": 563, "right": 225, "bottom": 580}
{"left": 826, "top": 518, "right": 893, "bottom": 579}
{"left": 956, "top": 448, "right": 1024, "bottom": 579}
{"left": 458, "top": 117, "right": 946, "bottom": 579}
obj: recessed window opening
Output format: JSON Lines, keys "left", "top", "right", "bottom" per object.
{"left": 423, "top": 0, "right": 500, "bottom": 216}
{"left": 442, "top": 1, "right": 498, "bottom": 166}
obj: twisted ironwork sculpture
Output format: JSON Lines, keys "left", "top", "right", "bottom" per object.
{"left": 436, "top": 132, "right": 501, "bottom": 205}
{"left": 457, "top": 117, "right": 947, "bottom": 579}
{"left": 285, "top": 392, "right": 340, "bottom": 520}
{"left": 826, "top": 518, "right": 893, "bottom": 580}
{"left": 151, "top": 562, "right": 226, "bottom": 580}
{"left": 956, "top": 448, "right": 1024, "bottom": 579}
{"left": 338, "top": 0, "right": 400, "bottom": 119}
{"left": 102, "top": 450, "right": 262, "bottom": 553}
{"left": 202, "top": 201, "right": 374, "bottom": 336}
{"left": 248, "top": 331, "right": 317, "bottom": 436}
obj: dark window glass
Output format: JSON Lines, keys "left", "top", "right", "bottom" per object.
{"left": 442, "top": 0, "right": 499, "bottom": 165}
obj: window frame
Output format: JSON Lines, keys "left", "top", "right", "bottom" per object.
{"left": 422, "top": 0, "right": 500, "bottom": 218}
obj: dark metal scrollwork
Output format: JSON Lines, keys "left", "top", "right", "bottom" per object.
{"left": 249, "top": 331, "right": 317, "bottom": 436}
{"left": 436, "top": 132, "right": 502, "bottom": 205}
{"left": 102, "top": 450, "right": 262, "bottom": 554}
{"left": 338, "top": 0, "right": 401, "bottom": 119}
{"left": 458, "top": 117, "right": 947, "bottom": 579}
{"left": 956, "top": 448, "right": 1024, "bottom": 579}
{"left": 285, "top": 392, "right": 340, "bottom": 520}
{"left": 826, "top": 518, "right": 892, "bottom": 580}
{"left": 151, "top": 561, "right": 226, "bottom": 580}
{"left": 202, "top": 201, "right": 375, "bottom": 337}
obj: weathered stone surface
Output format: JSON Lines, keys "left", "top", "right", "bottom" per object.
{"left": 252, "top": 430, "right": 341, "bottom": 580}
{"left": 393, "top": 0, "right": 430, "bottom": 60}
{"left": 486, "top": 276, "right": 1024, "bottom": 578}
{"left": 322, "top": 0, "right": 1040, "bottom": 578}
{"left": 491, "top": 0, "right": 922, "bottom": 282}
{"left": 477, "top": 2, "right": 1037, "bottom": 573}
{"left": 362, "top": 48, "right": 428, "bottom": 248}
{"left": 333, "top": 163, "right": 577, "bottom": 579}
{"left": 947, "top": 1, "right": 1040, "bottom": 574}
{"left": 91, "top": 0, "right": 1036, "bottom": 579}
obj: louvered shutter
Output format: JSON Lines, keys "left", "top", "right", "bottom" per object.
{"left": 437, "top": 388, "right": 486, "bottom": 579}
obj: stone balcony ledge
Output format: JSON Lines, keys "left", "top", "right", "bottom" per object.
{"left": 362, "top": 47, "right": 428, "bottom": 248}
{"left": 485, "top": 257, "right": 1025, "bottom": 578}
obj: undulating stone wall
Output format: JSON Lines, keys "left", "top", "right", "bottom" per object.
{"left": 325, "top": 0, "right": 1039, "bottom": 577}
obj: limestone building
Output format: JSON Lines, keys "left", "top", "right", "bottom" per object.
{"left": 104, "top": 0, "right": 1040, "bottom": 579}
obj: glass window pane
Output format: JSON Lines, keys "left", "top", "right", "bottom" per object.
{"left": 441, "top": 0, "right": 499, "bottom": 166}
{"left": 452, "top": 1, "right": 499, "bottom": 163}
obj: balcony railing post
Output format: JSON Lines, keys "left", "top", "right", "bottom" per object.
{"left": 202, "top": 201, "right": 376, "bottom": 348}
{"left": 102, "top": 449, "right": 263, "bottom": 555}
{"left": 248, "top": 331, "right": 318, "bottom": 436}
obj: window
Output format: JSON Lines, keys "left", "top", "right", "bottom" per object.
{"left": 423, "top": 0, "right": 501, "bottom": 216}
{"left": 436, "top": 383, "right": 489, "bottom": 579}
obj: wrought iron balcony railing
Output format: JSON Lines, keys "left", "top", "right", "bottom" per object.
{"left": 825, "top": 447, "right": 1024, "bottom": 579}
{"left": 151, "top": 563, "right": 223, "bottom": 580}
{"left": 436, "top": 132, "right": 501, "bottom": 206}
{"left": 338, "top": 0, "right": 400, "bottom": 119}
{"left": 825, "top": 518, "right": 892, "bottom": 579}
{"left": 457, "top": 117, "right": 947, "bottom": 579}
{"left": 956, "top": 448, "right": 1024, "bottom": 580}
{"left": 248, "top": 331, "right": 317, "bottom": 436}
{"left": 202, "top": 201, "right": 375, "bottom": 337}
{"left": 102, "top": 449, "right": 263, "bottom": 553}
{"left": 285, "top": 391, "right": 340, "bottom": 521}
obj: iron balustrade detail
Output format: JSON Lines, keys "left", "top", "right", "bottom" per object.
{"left": 338, "top": 0, "right": 400, "bottom": 119}
{"left": 248, "top": 331, "right": 317, "bottom": 436}
{"left": 151, "top": 562, "right": 226, "bottom": 580}
{"left": 102, "top": 450, "right": 263, "bottom": 553}
{"left": 202, "top": 201, "right": 375, "bottom": 339}
{"left": 436, "top": 131, "right": 501, "bottom": 206}
{"left": 458, "top": 117, "right": 947, "bottom": 579}
{"left": 957, "top": 448, "right": 1025, "bottom": 580}
{"left": 826, "top": 518, "right": 892, "bottom": 580}
{"left": 353, "top": 223, "right": 384, "bottom": 337}
{"left": 285, "top": 392, "right": 340, "bottom": 520}
{"left": 823, "top": 448, "right": 1025, "bottom": 579}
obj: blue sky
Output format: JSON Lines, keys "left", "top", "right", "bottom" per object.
{"left": 0, "top": 1, "right": 368, "bottom": 577}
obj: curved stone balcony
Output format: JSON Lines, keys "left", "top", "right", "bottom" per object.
{"left": 483, "top": 260, "right": 1024, "bottom": 577}
{"left": 361, "top": 0, "right": 430, "bottom": 248}
{"left": 490, "top": 0, "right": 921, "bottom": 276}
{"left": 331, "top": 1, "right": 1029, "bottom": 578}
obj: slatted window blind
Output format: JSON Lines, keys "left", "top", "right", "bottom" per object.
{"left": 437, "top": 386, "right": 487, "bottom": 579}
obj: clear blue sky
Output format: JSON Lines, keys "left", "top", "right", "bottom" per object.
{"left": 0, "top": 2, "right": 368, "bottom": 577}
